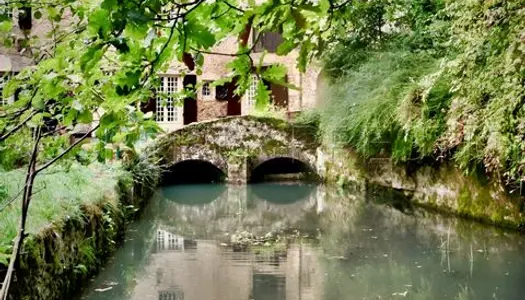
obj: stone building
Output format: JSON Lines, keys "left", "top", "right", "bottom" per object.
{"left": 0, "top": 6, "right": 322, "bottom": 133}
{"left": 154, "top": 31, "right": 322, "bottom": 132}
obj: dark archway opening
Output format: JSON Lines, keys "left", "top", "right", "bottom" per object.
{"left": 162, "top": 160, "right": 226, "bottom": 185}
{"left": 250, "top": 157, "right": 316, "bottom": 183}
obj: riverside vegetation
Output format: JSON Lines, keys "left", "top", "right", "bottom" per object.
{"left": 298, "top": 0, "right": 525, "bottom": 193}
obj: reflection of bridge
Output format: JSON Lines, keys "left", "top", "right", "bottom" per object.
{"left": 153, "top": 116, "right": 321, "bottom": 184}
{"left": 127, "top": 184, "right": 327, "bottom": 300}
{"left": 157, "top": 184, "right": 325, "bottom": 239}
{"left": 131, "top": 235, "right": 324, "bottom": 300}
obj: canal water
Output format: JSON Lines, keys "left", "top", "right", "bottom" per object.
{"left": 79, "top": 184, "right": 525, "bottom": 300}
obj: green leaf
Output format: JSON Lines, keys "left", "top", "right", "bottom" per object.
{"left": 3, "top": 37, "right": 13, "bottom": 48}
{"left": 0, "top": 252, "right": 9, "bottom": 265}
{"left": 186, "top": 20, "right": 217, "bottom": 49}
{"left": 77, "top": 110, "right": 93, "bottom": 124}
{"left": 100, "top": 113, "right": 117, "bottom": 128}
{"left": 318, "top": 0, "right": 331, "bottom": 13}
{"left": 195, "top": 52, "right": 204, "bottom": 67}
{"left": 64, "top": 110, "right": 78, "bottom": 126}
{"left": 32, "top": 96, "right": 45, "bottom": 110}
{"left": 88, "top": 8, "right": 110, "bottom": 38}
{"left": 255, "top": 80, "right": 270, "bottom": 110}
{"left": 262, "top": 64, "right": 287, "bottom": 81}
{"left": 27, "top": 113, "right": 43, "bottom": 128}
{"left": 291, "top": 9, "right": 307, "bottom": 28}
{"left": 211, "top": 77, "right": 233, "bottom": 87}
{"left": 46, "top": 7, "right": 62, "bottom": 22}
{"left": 143, "top": 111, "right": 153, "bottom": 119}
{"left": 297, "top": 42, "right": 311, "bottom": 73}
{"left": 112, "top": 132, "right": 125, "bottom": 143}
{"left": 0, "top": 21, "right": 12, "bottom": 33}
{"left": 276, "top": 40, "right": 295, "bottom": 56}
{"left": 80, "top": 44, "right": 104, "bottom": 73}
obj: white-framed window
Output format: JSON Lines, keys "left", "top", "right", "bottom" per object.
{"left": 167, "top": 233, "right": 182, "bottom": 251}
{"left": 156, "top": 229, "right": 165, "bottom": 251}
{"left": 245, "top": 75, "right": 258, "bottom": 112}
{"left": 156, "top": 76, "right": 179, "bottom": 123}
{"left": 0, "top": 73, "right": 11, "bottom": 107}
{"left": 202, "top": 81, "right": 211, "bottom": 97}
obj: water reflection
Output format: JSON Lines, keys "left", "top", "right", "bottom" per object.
{"left": 162, "top": 184, "right": 227, "bottom": 205}
{"left": 79, "top": 184, "right": 525, "bottom": 300}
{"left": 248, "top": 183, "right": 316, "bottom": 204}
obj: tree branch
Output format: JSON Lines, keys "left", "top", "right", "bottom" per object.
{"left": 0, "top": 110, "right": 37, "bottom": 142}
{"left": 0, "top": 187, "right": 24, "bottom": 213}
{"left": 220, "top": 0, "right": 245, "bottom": 13}
{"left": 35, "top": 124, "right": 99, "bottom": 175}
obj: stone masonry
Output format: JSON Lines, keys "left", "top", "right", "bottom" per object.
{"left": 154, "top": 115, "right": 321, "bottom": 183}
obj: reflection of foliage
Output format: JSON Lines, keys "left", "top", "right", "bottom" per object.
{"left": 80, "top": 196, "right": 160, "bottom": 300}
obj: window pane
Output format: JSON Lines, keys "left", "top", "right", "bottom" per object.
{"left": 215, "top": 84, "right": 228, "bottom": 101}
{"left": 166, "top": 77, "right": 177, "bottom": 122}
{"left": 156, "top": 76, "right": 179, "bottom": 123}
{"left": 156, "top": 78, "right": 165, "bottom": 122}
{"left": 0, "top": 73, "right": 10, "bottom": 107}
{"left": 246, "top": 75, "right": 258, "bottom": 111}
{"left": 202, "top": 82, "right": 210, "bottom": 97}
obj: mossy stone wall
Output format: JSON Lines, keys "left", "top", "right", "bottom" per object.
{"left": 320, "top": 147, "right": 525, "bottom": 230}
{"left": 6, "top": 176, "right": 154, "bottom": 300}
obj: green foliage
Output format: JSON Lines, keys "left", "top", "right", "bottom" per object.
{"left": 123, "top": 149, "right": 164, "bottom": 190}
{"left": 320, "top": 0, "right": 525, "bottom": 189}
{"left": 293, "top": 110, "right": 321, "bottom": 140}
{"left": 320, "top": 50, "right": 447, "bottom": 161}
{"left": 0, "top": 129, "right": 32, "bottom": 171}
{"left": 436, "top": 0, "right": 525, "bottom": 187}
{"left": 323, "top": 0, "right": 449, "bottom": 78}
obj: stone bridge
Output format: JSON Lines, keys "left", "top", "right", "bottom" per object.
{"left": 154, "top": 116, "right": 321, "bottom": 183}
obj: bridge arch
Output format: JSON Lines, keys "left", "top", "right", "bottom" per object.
{"left": 249, "top": 156, "right": 316, "bottom": 182}
{"left": 162, "top": 159, "right": 226, "bottom": 185}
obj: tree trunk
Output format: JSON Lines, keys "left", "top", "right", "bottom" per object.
{"left": 0, "top": 128, "right": 41, "bottom": 300}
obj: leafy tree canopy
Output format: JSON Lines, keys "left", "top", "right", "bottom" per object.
{"left": 0, "top": 0, "right": 351, "bottom": 167}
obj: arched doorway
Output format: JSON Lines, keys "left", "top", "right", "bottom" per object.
{"left": 249, "top": 157, "right": 316, "bottom": 183}
{"left": 162, "top": 160, "right": 226, "bottom": 185}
